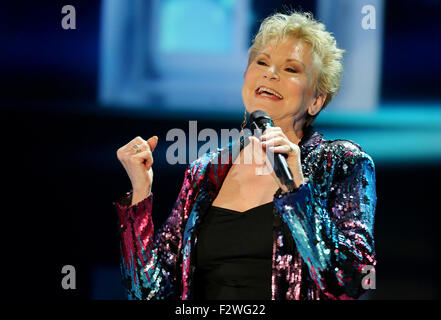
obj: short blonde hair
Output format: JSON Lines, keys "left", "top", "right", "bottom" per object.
{"left": 247, "top": 11, "right": 345, "bottom": 108}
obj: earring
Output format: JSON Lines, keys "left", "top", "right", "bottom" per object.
{"left": 240, "top": 108, "right": 248, "bottom": 131}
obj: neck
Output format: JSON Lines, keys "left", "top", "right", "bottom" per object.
{"left": 273, "top": 117, "right": 306, "bottom": 145}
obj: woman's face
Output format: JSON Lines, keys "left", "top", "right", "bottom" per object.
{"left": 242, "top": 37, "right": 320, "bottom": 123}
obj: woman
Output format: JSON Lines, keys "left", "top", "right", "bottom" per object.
{"left": 114, "top": 11, "right": 376, "bottom": 300}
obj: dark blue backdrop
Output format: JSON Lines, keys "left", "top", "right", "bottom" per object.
{"left": 3, "top": 0, "right": 440, "bottom": 299}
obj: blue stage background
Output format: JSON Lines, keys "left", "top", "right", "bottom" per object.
{"left": 3, "top": 0, "right": 440, "bottom": 299}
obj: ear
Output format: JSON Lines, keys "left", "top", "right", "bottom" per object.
{"left": 307, "top": 92, "right": 327, "bottom": 116}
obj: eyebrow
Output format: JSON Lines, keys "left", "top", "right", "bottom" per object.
{"left": 260, "top": 52, "right": 306, "bottom": 69}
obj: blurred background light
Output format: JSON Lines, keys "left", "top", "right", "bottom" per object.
{"left": 99, "top": 0, "right": 250, "bottom": 110}
{"left": 98, "top": 0, "right": 441, "bottom": 164}
{"left": 4, "top": 0, "right": 441, "bottom": 300}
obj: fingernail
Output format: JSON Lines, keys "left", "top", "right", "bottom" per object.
{"left": 153, "top": 136, "right": 158, "bottom": 140}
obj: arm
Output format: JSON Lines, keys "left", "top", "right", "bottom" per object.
{"left": 114, "top": 167, "right": 194, "bottom": 300}
{"left": 274, "top": 151, "right": 377, "bottom": 299}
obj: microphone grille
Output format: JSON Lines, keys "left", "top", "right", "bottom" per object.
{"left": 249, "top": 110, "right": 270, "bottom": 123}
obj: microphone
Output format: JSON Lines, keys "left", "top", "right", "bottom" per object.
{"left": 248, "top": 110, "right": 294, "bottom": 188}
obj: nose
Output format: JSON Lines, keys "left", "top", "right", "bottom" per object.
{"left": 263, "top": 66, "right": 279, "bottom": 80}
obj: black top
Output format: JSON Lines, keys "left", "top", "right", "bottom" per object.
{"left": 194, "top": 202, "right": 274, "bottom": 300}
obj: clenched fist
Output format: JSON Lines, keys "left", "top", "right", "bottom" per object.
{"left": 116, "top": 135, "right": 158, "bottom": 205}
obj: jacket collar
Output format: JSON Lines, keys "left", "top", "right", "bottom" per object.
{"left": 298, "top": 124, "right": 324, "bottom": 159}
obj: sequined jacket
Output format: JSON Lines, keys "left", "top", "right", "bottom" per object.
{"left": 114, "top": 125, "right": 377, "bottom": 300}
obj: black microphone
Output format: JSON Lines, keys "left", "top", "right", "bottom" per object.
{"left": 248, "top": 110, "right": 294, "bottom": 188}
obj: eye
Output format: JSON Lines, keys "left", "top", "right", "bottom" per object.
{"left": 285, "top": 67, "right": 297, "bottom": 73}
{"left": 257, "top": 60, "right": 268, "bottom": 66}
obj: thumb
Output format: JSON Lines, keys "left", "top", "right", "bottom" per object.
{"left": 147, "top": 136, "right": 159, "bottom": 152}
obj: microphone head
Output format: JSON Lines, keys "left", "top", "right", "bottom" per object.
{"left": 248, "top": 110, "right": 273, "bottom": 129}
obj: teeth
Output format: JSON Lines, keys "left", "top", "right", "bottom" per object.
{"left": 258, "top": 87, "right": 283, "bottom": 99}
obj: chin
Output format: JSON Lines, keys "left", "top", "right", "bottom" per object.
{"left": 247, "top": 104, "right": 276, "bottom": 116}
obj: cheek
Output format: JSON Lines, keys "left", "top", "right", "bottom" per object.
{"left": 244, "top": 69, "right": 257, "bottom": 88}
{"left": 242, "top": 70, "right": 257, "bottom": 98}
{"left": 286, "top": 77, "right": 307, "bottom": 100}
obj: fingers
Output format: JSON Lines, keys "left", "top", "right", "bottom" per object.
{"left": 117, "top": 136, "right": 147, "bottom": 157}
{"left": 132, "top": 149, "right": 154, "bottom": 170}
{"left": 260, "top": 129, "right": 284, "bottom": 143}
{"left": 116, "top": 135, "right": 158, "bottom": 162}
{"left": 260, "top": 128, "right": 299, "bottom": 156}
{"left": 251, "top": 127, "right": 304, "bottom": 190}
{"left": 266, "top": 144, "right": 293, "bottom": 154}
{"left": 250, "top": 134, "right": 297, "bottom": 190}
{"left": 262, "top": 137, "right": 299, "bottom": 154}
{"left": 258, "top": 134, "right": 291, "bottom": 154}
{"left": 130, "top": 136, "right": 148, "bottom": 153}
{"left": 260, "top": 127, "right": 282, "bottom": 140}
{"left": 261, "top": 136, "right": 284, "bottom": 147}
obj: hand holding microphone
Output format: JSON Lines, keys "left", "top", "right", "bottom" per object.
{"left": 248, "top": 110, "right": 306, "bottom": 192}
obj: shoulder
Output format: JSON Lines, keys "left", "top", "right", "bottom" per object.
{"left": 320, "top": 138, "right": 375, "bottom": 174}
{"left": 187, "top": 150, "right": 220, "bottom": 180}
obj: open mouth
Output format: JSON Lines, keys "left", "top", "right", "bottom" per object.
{"left": 255, "top": 86, "right": 283, "bottom": 100}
